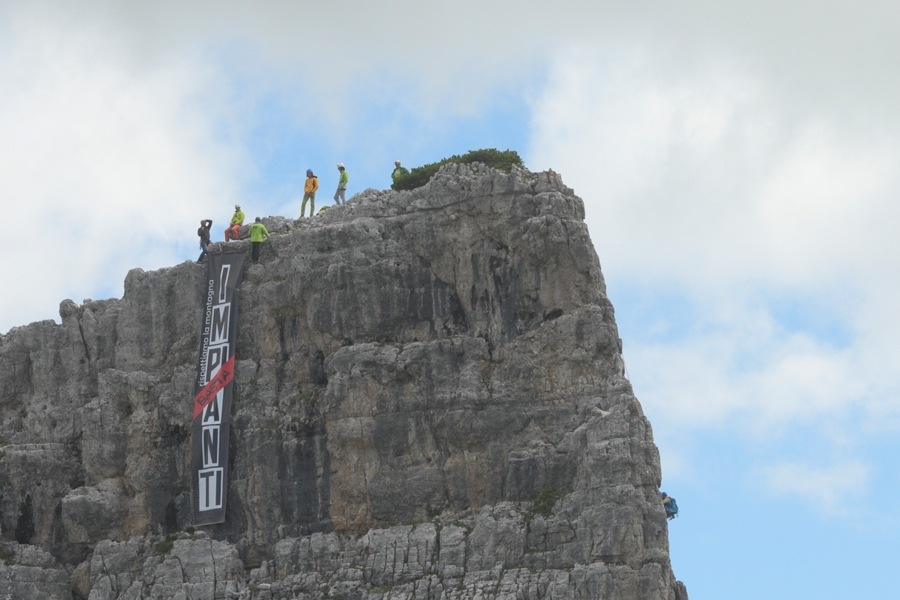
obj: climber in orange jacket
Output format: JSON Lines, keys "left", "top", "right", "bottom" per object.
{"left": 301, "top": 170, "right": 318, "bottom": 217}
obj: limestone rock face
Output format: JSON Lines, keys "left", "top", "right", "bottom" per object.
{"left": 0, "top": 163, "right": 687, "bottom": 599}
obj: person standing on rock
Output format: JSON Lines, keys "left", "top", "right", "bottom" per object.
{"left": 301, "top": 169, "right": 318, "bottom": 217}
{"left": 391, "top": 160, "right": 409, "bottom": 183}
{"left": 225, "top": 204, "right": 244, "bottom": 241}
{"left": 197, "top": 219, "right": 213, "bottom": 263}
{"left": 248, "top": 217, "right": 270, "bottom": 264}
{"left": 334, "top": 163, "right": 348, "bottom": 205}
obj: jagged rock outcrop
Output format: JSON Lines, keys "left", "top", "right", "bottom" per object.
{"left": 0, "top": 163, "right": 687, "bottom": 599}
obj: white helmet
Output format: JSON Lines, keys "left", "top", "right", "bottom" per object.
{"left": 395, "top": 160, "right": 401, "bottom": 165}
{"left": 235, "top": 204, "right": 241, "bottom": 209}
{"left": 337, "top": 163, "right": 344, "bottom": 168}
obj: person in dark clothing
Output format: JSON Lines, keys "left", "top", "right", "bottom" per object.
{"left": 197, "top": 219, "right": 213, "bottom": 263}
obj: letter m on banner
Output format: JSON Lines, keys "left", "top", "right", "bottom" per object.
{"left": 211, "top": 303, "right": 230, "bottom": 344}
{"left": 191, "top": 253, "right": 245, "bottom": 526}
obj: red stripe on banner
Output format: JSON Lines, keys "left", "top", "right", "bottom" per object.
{"left": 194, "top": 356, "right": 235, "bottom": 419}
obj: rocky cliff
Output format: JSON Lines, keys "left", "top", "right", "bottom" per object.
{"left": 0, "top": 163, "right": 687, "bottom": 600}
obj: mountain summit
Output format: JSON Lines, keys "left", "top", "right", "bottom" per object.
{"left": 0, "top": 162, "right": 687, "bottom": 600}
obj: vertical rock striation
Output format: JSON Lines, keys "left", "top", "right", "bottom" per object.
{"left": 0, "top": 163, "right": 687, "bottom": 599}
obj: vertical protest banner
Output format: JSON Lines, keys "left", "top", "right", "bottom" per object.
{"left": 191, "top": 252, "right": 245, "bottom": 525}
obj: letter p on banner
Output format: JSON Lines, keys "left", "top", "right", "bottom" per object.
{"left": 191, "top": 253, "right": 245, "bottom": 526}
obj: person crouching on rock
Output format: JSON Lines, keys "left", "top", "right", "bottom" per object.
{"left": 225, "top": 204, "right": 244, "bottom": 241}
{"left": 248, "top": 217, "right": 270, "bottom": 264}
{"left": 197, "top": 219, "right": 212, "bottom": 263}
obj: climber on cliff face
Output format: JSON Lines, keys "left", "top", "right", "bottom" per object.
{"left": 225, "top": 204, "right": 244, "bottom": 242}
{"left": 197, "top": 219, "right": 213, "bottom": 263}
{"left": 334, "top": 163, "right": 348, "bottom": 205}
{"left": 662, "top": 492, "right": 678, "bottom": 520}
{"left": 392, "top": 160, "right": 409, "bottom": 183}
{"left": 248, "top": 217, "right": 270, "bottom": 264}
{"left": 301, "top": 169, "right": 318, "bottom": 218}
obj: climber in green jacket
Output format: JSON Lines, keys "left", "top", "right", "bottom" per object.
{"left": 392, "top": 160, "right": 409, "bottom": 183}
{"left": 225, "top": 205, "right": 245, "bottom": 242}
{"left": 248, "top": 217, "right": 270, "bottom": 264}
{"left": 334, "top": 163, "right": 349, "bottom": 205}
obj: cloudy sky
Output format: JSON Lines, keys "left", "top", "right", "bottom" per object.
{"left": 2, "top": 1, "right": 898, "bottom": 596}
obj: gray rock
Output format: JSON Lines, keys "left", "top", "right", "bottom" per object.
{"left": 71, "top": 559, "right": 91, "bottom": 600}
{"left": 0, "top": 542, "right": 72, "bottom": 599}
{"left": 62, "top": 479, "right": 127, "bottom": 545}
{"left": 0, "top": 163, "right": 687, "bottom": 599}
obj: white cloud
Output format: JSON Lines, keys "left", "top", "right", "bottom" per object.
{"left": 628, "top": 321, "right": 867, "bottom": 431}
{"left": 530, "top": 46, "right": 900, "bottom": 288}
{"left": 528, "top": 45, "right": 900, "bottom": 438}
{"left": 759, "top": 460, "right": 870, "bottom": 515}
{"left": 753, "top": 124, "right": 900, "bottom": 283}
{"left": 0, "top": 9, "right": 244, "bottom": 331}
{"left": 12, "top": 0, "right": 896, "bottom": 132}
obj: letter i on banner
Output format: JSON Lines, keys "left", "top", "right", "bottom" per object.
{"left": 191, "top": 253, "right": 245, "bottom": 525}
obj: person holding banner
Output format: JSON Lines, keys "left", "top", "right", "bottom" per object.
{"left": 248, "top": 217, "right": 270, "bottom": 264}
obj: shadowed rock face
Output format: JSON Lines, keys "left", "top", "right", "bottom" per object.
{"left": 0, "top": 163, "right": 687, "bottom": 600}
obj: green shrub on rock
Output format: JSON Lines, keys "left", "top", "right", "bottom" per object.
{"left": 391, "top": 148, "right": 525, "bottom": 191}
{"left": 525, "top": 486, "right": 573, "bottom": 520}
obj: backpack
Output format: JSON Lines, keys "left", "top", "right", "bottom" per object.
{"left": 664, "top": 497, "right": 678, "bottom": 519}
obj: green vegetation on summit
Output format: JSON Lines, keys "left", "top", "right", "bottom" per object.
{"left": 390, "top": 148, "right": 524, "bottom": 191}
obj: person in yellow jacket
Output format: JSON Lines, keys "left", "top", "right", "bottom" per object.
{"left": 301, "top": 169, "right": 318, "bottom": 217}
{"left": 248, "top": 217, "right": 270, "bottom": 264}
{"left": 225, "top": 204, "right": 244, "bottom": 241}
